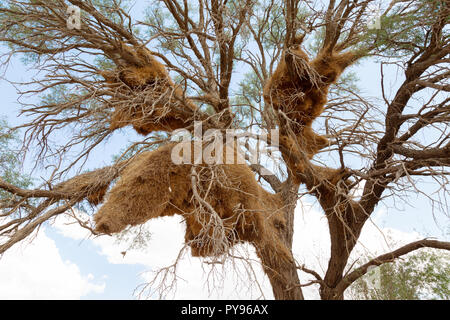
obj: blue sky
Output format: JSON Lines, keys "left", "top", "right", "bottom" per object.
{"left": 0, "top": 2, "right": 448, "bottom": 299}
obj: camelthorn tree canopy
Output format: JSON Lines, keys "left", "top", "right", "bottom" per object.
{"left": 0, "top": 0, "right": 449, "bottom": 300}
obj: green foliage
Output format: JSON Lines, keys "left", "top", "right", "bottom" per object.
{"left": 358, "top": 0, "right": 448, "bottom": 57}
{"left": 94, "top": 55, "right": 116, "bottom": 72}
{"left": 329, "top": 70, "right": 362, "bottom": 98}
{"left": 349, "top": 250, "right": 450, "bottom": 300}
{"left": 0, "top": 119, "right": 33, "bottom": 199}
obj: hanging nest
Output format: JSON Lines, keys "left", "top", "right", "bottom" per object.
{"left": 263, "top": 45, "right": 326, "bottom": 127}
{"left": 264, "top": 42, "right": 357, "bottom": 163}
{"left": 54, "top": 163, "right": 125, "bottom": 205}
{"left": 101, "top": 44, "right": 199, "bottom": 135}
{"left": 94, "top": 142, "right": 292, "bottom": 263}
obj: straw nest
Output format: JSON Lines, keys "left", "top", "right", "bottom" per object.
{"left": 93, "top": 142, "right": 292, "bottom": 263}
{"left": 101, "top": 44, "right": 198, "bottom": 135}
{"left": 263, "top": 43, "right": 356, "bottom": 160}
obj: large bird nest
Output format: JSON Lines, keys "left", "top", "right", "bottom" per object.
{"left": 93, "top": 142, "right": 292, "bottom": 263}
{"left": 54, "top": 163, "right": 125, "bottom": 205}
{"left": 101, "top": 44, "right": 200, "bottom": 135}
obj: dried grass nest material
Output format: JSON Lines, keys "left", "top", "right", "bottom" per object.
{"left": 263, "top": 44, "right": 356, "bottom": 159}
{"left": 101, "top": 44, "right": 199, "bottom": 135}
{"left": 94, "top": 142, "right": 292, "bottom": 262}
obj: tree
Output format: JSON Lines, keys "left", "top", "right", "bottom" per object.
{"left": 348, "top": 249, "right": 450, "bottom": 300}
{"left": 0, "top": 0, "right": 449, "bottom": 300}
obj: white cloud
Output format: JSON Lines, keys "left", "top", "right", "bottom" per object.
{"left": 135, "top": 222, "right": 274, "bottom": 299}
{"left": 0, "top": 228, "right": 105, "bottom": 299}
{"left": 48, "top": 201, "right": 425, "bottom": 300}
{"left": 51, "top": 211, "right": 93, "bottom": 241}
{"left": 93, "top": 217, "right": 187, "bottom": 266}
{"left": 53, "top": 214, "right": 273, "bottom": 299}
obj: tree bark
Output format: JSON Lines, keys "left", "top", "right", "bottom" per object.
{"left": 256, "top": 181, "right": 304, "bottom": 300}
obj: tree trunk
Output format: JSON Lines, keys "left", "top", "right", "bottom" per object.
{"left": 256, "top": 181, "right": 303, "bottom": 300}
{"left": 257, "top": 247, "right": 304, "bottom": 299}
{"left": 319, "top": 204, "right": 367, "bottom": 300}
{"left": 320, "top": 287, "right": 344, "bottom": 300}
